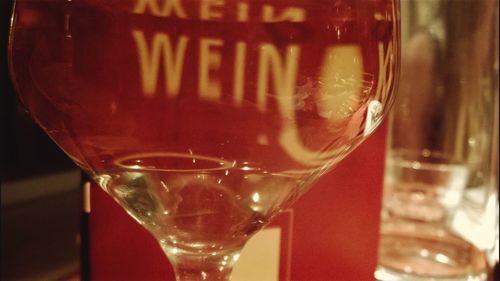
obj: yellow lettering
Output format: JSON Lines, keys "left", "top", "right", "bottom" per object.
{"left": 277, "top": 45, "right": 365, "bottom": 166}
{"left": 132, "top": 30, "right": 188, "bottom": 97}
{"left": 199, "top": 38, "right": 223, "bottom": 101}
{"left": 200, "top": 0, "right": 224, "bottom": 20}
{"left": 257, "top": 44, "right": 300, "bottom": 112}
{"left": 133, "top": 0, "right": 187, "bottom": 18}
{"left": 233, "top": 41, "right": 246, "bottom": 106}
{"left": 262, "top": 5, "right": 305, "bottom": 22}
{"left": 237, "top": 2, "right": 249, "bottom": 22}
{"left": 317, "top": 45, "right": 363, "bottom": 121}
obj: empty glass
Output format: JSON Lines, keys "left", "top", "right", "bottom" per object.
{"left": 376, "top": 0, "right": 498, "bottom": 280}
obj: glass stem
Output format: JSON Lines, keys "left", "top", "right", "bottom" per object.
{"left": 162, "top": 245, "right": 242, "bottom": 281}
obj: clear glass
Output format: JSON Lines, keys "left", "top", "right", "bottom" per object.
{"left": 376, "top": 0, "right": 498, "bottom": 280}
{"left": 9, "top": 0, "right": 400, "bottom": 280}
{"left": 383, "top": 149, "right": 469, "bottom": 223}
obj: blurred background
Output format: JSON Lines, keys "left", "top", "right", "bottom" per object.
{"left": 1, "top": 0, "right": 497, "bottom": 280}
{"left": 1, "top": 0, "right": 83, "bottom": 280}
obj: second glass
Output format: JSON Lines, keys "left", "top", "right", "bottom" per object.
{"left": 376, "top": 0, "right": 498, "bottom": 280}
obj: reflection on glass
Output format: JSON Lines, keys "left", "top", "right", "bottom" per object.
{"left": 9, "top": 0, "right": 399, "bottom": 280}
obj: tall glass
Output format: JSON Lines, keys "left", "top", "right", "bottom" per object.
{"left": 9, "top": 0, "right": 400, "bottom": 280}
{"left": 376, "top": 0, "right": 498, "bottom": 280}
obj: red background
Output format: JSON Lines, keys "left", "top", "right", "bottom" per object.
{"left": 89, "top": 123, "right": 387, "bottom": 280}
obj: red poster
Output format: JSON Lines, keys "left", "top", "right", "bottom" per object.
{"left": 89, "top": 122, "right": 386, "bottom": 280}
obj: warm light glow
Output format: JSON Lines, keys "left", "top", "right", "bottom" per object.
{"left": 411, "top": 161, "right": 421, "bottom": 169}
{"left": 232, "top": 253, "right": 240, "bottom": 261}
{"left": 435, "top": 253, "right": 451, "bottom": 265}
{"left": 419, "top": 249, "right": 429, "bottom": 257}
{"left": 252, "top": 193, "right": 260, "bottom": 203}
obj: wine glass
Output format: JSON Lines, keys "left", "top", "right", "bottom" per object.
{"left": 8, "top": 0, "right": 399, "bottom": 280}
